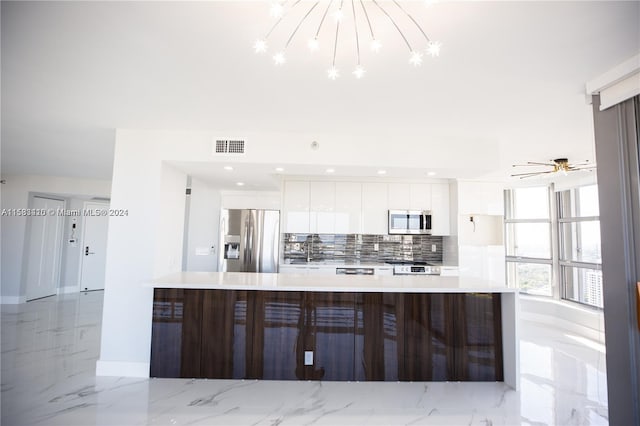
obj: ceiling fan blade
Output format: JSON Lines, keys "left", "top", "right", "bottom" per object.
{"left": 568, "top": 165, "right": 597, "bottom": 171}
{"left": 526, "top": 161, "right": 555, "bottom": 166}
{"left": 511, "top": 170, "right": 556, "bottom": 178}
{"left": 570, "top": 161, "right": 592, "bottom": 167}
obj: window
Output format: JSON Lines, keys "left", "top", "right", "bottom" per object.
{"left": 505, "top": 184, "right": 603, "bottom": 308}
{"left": 505, "top": 186, "right": 553, "bottom": 296}
{"left": 557, "top": 185, "right": 602, "bottom": 308}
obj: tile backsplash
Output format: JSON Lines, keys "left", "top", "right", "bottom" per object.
{"left": 282, "top": 233, "right": 443, "bottom": 264}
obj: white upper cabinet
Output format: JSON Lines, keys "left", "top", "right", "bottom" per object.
{"left": 387, "top": 183, "right": 411, "bottom": 210}
{"left": 281, "top": 179, "right": 451, "bottom": 236}
{"left": 362, "top": 183, "right": 388, "bottom": 234}
{"left": 410, "top": 183, "right": 432, "bottom": 210}
{"left": 282, "top": 181, "right": 310, "bottom": 233}
{"left": 430, "top": 183, "right": 450, "bottom": 235}
{"left": 458, "top": 181, "right": 504, "bottom": 216}
{"left": 335, "top": 182, "right": 362, "bottom": 234}
{"left": 388, "top": 183, "right": 432, "bottom": 210}
{"left": 309, "top": 181, "right": 336, "bottom": 233}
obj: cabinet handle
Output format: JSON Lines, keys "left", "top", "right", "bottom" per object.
{"left": 636, "top": 282, "right": 640, "bottom": 331}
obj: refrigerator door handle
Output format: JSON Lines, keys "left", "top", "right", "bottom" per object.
{"left": 248, "top": 222, "right": 254, "bottom": 268}
{"left": 243, "top": 216, "right": 250, "bottom": 271}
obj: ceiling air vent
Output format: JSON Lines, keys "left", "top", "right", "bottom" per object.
{"left": 214, "top": 139, "right": 245, "bottom": 155}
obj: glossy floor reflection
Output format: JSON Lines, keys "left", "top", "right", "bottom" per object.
{"left": 1, "top": 291, "right": 608, "bottom": 425}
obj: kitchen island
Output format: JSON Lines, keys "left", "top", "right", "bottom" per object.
{"left": 146, "top": 272, "right": 518, "bottom": 389}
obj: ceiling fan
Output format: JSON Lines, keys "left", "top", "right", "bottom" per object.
{"left": 511, "top": 158, "right": 596, "bottom": 179}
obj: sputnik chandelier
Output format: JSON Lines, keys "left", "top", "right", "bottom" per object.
{"left": 253, "top": 0, "right": 441, "bottom": 79}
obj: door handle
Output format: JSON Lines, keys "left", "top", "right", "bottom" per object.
{"left": 636, "top": 282, "right": 640, "bottom": 331}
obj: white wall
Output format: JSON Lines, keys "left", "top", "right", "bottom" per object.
{"left": 520, "top": 295, "right": 606, "bottom": 344}
{"left": 458, "top": 245, "right": 506, "bottom": 284}
{"left": 458, "top": 214, "right": 503, "bottom": 246}
{"left": 185, "top": 178, "right": 220, "bottom": 272}
{"left": 454, "top": 180, "right": 506, "bottom": 284}
{"left": 97, "top": 132, "right": 190, "bottom": 377}
{"left": 0, "top": 175, "right": 111, "bottom": 304}
{"left": 155, "top": 164, "right": 187, "bottom": 276}
{"left": 221, "top": 190, "right": 280, "bottom": 210}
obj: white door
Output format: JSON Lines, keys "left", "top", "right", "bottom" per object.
{"left": 80, "top": 202, "right": 110, "bottom": 291}
{"left": 25, "top": 197, "right": 65, "bottom": 301}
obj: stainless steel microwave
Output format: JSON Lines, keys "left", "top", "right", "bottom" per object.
{"left": 388, "top": 210, "right": 432, "bottom": 235}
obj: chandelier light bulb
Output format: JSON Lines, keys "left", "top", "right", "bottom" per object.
{"left": 370, "top": 39, "right": 382, "bottom": 53}
{"left": 328, "top": 66, "right": 340, "bottom": 80}
{"left": 270, "top": 3, "right": 284, "bottom": 18}
{"left": 409, "top": 51, "right": 423, "bottom": 66}
{"left": 308, "top": 38, "right": 319, "bottom": 51}
{"left": 253, "top": 39, "right": 268, "bottom": 54}
{"left": 426, "top": 40, "right": 442, "bottom": 57}
{"left": 273, "top": 51, "right": 286, "bottom": 65}
{"left": 353, "top": 65, "right": 365, "bottom": 79}
{"left": 333, "top": 8, "right": 344, "bottom": 22}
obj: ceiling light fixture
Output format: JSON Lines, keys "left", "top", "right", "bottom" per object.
{"left": 236, "top": 182, "right": 245, "bottom": 186}
{"left": 511, "top": 158, "right": 596, "bottom": 179}
{"left": 254, "top": 0, "right": 441, "bottom": 79}
{"left": 326, "top": 168, "right": 335, "bottom": 173}
{"left": 377, "top": 169, "right": 387, "bottom": 175}
{"left": 427, "top": 171, "right": 436, "bottom": 176}
{"left": 275, "top": 167, "right": 285, "bottom": 172}
{"left": 224, "top": 166, "right": 234, "bottom": 171}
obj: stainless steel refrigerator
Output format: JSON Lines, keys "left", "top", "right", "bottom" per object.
{"left": 219, "top": 209, "right": 280, "bottom": 273}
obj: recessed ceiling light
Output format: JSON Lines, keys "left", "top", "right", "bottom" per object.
{"left": 275, "top": 167, "right": 285, "bottom": 172}
{"left": 224, "top": 166, "right": 233, "bottom": 171}
{"left": 326, "top": 168, "right": 335, "bottom": 173}
{"left": 236, "top": 182, "right": 245, "bottom": 186}
{"left": 427, "top": 171, "right": 437, "bottom": 176}
{"left": 377, "top": 170, "right": 387, "bottom": 175}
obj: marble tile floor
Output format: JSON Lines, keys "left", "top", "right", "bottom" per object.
{"left": 1, "top": 291, "right": 608, "bottom": 426}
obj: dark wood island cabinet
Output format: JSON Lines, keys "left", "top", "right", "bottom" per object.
{"left": 150, "top": 286, "right": 505, "bottom": 383}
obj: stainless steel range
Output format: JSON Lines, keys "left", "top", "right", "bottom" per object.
{"left": 387, "top": 261, "right": 441, "bottom": 275}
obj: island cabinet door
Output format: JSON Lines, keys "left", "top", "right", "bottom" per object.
{"left": 199, "top": 290, "right": 248, "bottom": 379}
{"left": 398, "top": 294, "right": 457, "bottom": 381}
{"left": 150, "top": 289, "right": 204, "bottom": 378}
{"left": 354, "top": 293, "right": 398, "bottom": 381}
{"left": 250, "top": 291, "right": 305, "bottom": 380}
{"left": 303, "top": 292, "right": 356, "bottom": 381}
{"left": 453, "top": 294, "right": 503, "bottom": 382}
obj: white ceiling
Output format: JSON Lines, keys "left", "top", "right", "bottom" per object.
{"left": 2, "top": 1, "right": 639, "bottom": 187}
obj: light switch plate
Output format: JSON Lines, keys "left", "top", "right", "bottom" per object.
{"left": 431, "top": 244, "right": 437, "bottom": 252}
{"left": 304, "top": 351, "right": 313, "bottom": 366}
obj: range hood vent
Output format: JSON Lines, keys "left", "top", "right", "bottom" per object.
{"left": 214, "top": 139, "right": 245, "bottom": 154}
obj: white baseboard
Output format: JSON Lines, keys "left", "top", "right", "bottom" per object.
{"left": 1, "top": 295, "right": 26, "bottom": 304}
{"left": 96, "top": 360, "right": 150, "bottom": 378}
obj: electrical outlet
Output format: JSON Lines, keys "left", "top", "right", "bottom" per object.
{"left": 374, "top": 243, "right": 379, "bottom": 251}
{"left": 304, "top": 351, "right": 314, "bottom": 366}
{"left": 431, "top": 244, "right": 437, "bottom": 252}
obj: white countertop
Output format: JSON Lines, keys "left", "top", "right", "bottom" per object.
{"left": 146, "top": 272, "right": 516, "bottom": 293}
